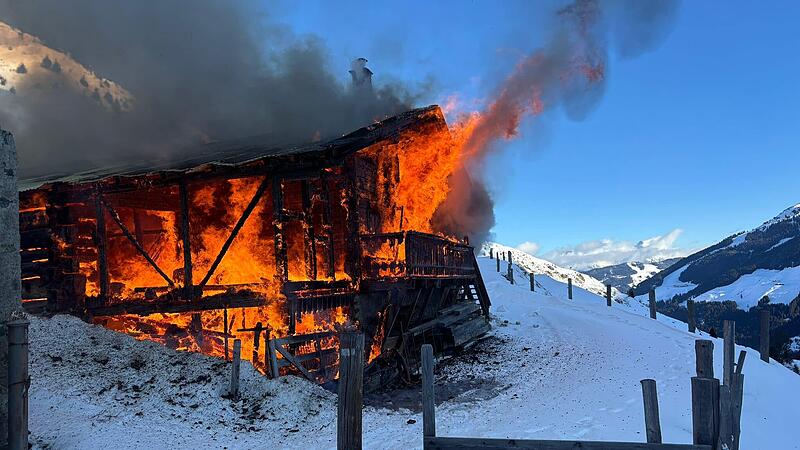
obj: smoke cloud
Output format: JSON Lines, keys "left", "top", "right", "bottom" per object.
{"left": 437, "top": 0, "right": 680, "bottom": 245}
{"left": 0, "top": 0, "right": 413, "bottom": 178}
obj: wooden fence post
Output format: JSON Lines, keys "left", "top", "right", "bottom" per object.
{"left": 489, "top": 247, "right": 493, "bottom": 259}
{"left": 223, "top": 305, "right": 229, "bottom": 361}
{"left": 496, "top": 257, "right": 500, "bottom": 273}
{"left": 529, "top": 272, "right": 535, "bottom": 292}
{"left": 723, "top": 320, "right": 735, "bottom": 387}
{"left": 695, "top": 339, "right": 714, "bottom": 378}
{"left": 735, "top": 350, "right": 746, "bottom": 375}
{"left": 640, "top": 379, "right": 662, "bottom": 444}
{"left": 692, "top": 339, "right": 720, "bottom": 447}
{"left": 718, "top": 384, "right": 734, "bottom": 450}
{"left": 759, "top": 309, "right": 770, "bottom": 363}
{"left": 338, "top": 332, "right": 365, "bottom": 450}
{"left": 507, "top": 253, "right": 514, "bottom": 285}
{"left": 7, "top": 319, "right": 29, "bottom": 450}
{"left": 421, "top": 344, "right": 436, "bottom": 439}
{"left": 606, "top": 285, "right": 612, "bottom": 307}
{"left": 731, "top": 372, "right": 745, "bottom": 450}
{"left": 229, "top": 339, "right": 241, "bottom": 400}
{"left": 687, "top": 299, "right": 696, "bottom": 333}
{"left": 648, "top": 290, "right": 657, "bottom": 319}
{"left": 567, "top": 278, "right": 573, "bottom": 300}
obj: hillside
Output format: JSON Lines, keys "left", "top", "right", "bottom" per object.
{"left": 482, "top": 242, "right": 622, "bottom": 298}
{"left": 583, "top": 258, "right": 681, "bottom": 293}
{"left": 26, "top": 255, "right": 800, "bottom": 448}
{"left": 635, "top": 204, "right": 800, "bottom": 308}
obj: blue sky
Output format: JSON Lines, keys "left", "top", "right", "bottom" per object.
{"left": 269, "top": 1, "right": 800, "bottom": 267}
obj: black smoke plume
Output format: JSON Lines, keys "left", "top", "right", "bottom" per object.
{"left": 0, "top": 0, "right": 413, "bottom": 178}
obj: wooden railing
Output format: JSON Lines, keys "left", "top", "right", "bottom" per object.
{"left": 360, "top": 231, "right": 475, "bottom": 280}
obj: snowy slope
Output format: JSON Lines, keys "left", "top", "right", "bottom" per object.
{"left": 27, "top": 256, "right": 800, "bottom": 449}
{"left": 583, "top": 258, "right": 680, "bottom": 293}
{"left": 483, "top": 242, "right": 621, "bottom": 298}
{"left": 637, "top": 203, "right": 800, "bottom": 306}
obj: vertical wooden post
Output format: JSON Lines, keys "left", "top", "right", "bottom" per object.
{"left": 759, "top": 309, "right": 770, "bottom": 363}
{"left": 94, "top": 192, "right": 110, "bottom": 302}
{"left": 179, "top": 180, "right": 193, "bottom": 299}
{"left": 730, "top": 372, "right": 745, "bottom": 450}
{"left": 692, "top": 338, "right": 720, "bottom": 447}
{"left": 272, "top": 177, "right": 289, "bottom": 283}
{"left": 723, "top": 320, "right": 735, "bottom": 387}
{"left": 489, "top": 247, "right": 493, "bottom": 259}
{"left": 691, "top": 376, "right": 720, "bottom": 446}
{"left": 687, "top": 299, "right": 696, "bottom": 333}
{"left": 567, "top": 278, "right": 573, "bottom": 300}
{"left": 718, "top": 384, "right": 734, "bottom": 450}
{"left": 640, "top": 379, "right": 662, "bottom": 444}
{"left": 223, "top": 305, "right": 229, "bottom": 361}
{"left": 301, "top": 180, "right": 318, "bottom": 281}
{"left": 421, "top": 344, "right": 436, "bottom": 438}
{"left": 507, "top": 252, "right": 514, "bottom": 285}
{"left": 229, "top": 339, "right": 241, "bottom": 400}
{"left": 496, "top": 257, "right": 500, "bottom": 273}
{"left": 267, "top": 338, "right": 279, "bottom": 379}
{"left": 695, "top": 339, "right": 714, "bottom": 378}
{"left": 7, "top": 320, "right": 28, "bottom": 450}
{"left": 606, "top": 285, "right": 612, "bottom": 307}
{"left": 0, "top": 128, "right": 21, "bottom": 447}
{"left": 529, "top": 272, "right": 535, "bottom": 292}
{"left": 338, "top": 332, "right": 364, "bottom": 450}
{"left": 648, "top": 289, "right": 657, "bottom": 319}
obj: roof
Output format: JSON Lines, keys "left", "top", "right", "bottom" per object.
{"left": 20, "top": 105, "right": 445, "bottom": 191}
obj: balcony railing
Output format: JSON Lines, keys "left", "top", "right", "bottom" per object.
{"left": 360, "top": 231, "right": 475, "bottom": 280}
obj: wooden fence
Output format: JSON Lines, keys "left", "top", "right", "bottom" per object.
{"left": 418, "top": 335, "right": 745, "bottom": 450}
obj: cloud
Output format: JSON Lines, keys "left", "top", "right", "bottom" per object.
{"left": 541, "top": 229, "right": 690, "bottom": 270}
{"left": 516, "top": 241, "right": 541, "bottom": 256}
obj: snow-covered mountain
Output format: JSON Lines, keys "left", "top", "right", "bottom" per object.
{"left": 482, "top": 242, "right": 622, "bottom": 299}
{"left": 0, "top": 21, "right": 132, "bottom": 109}
{"left": 583, "top": 258, "right": 681, "bottom": 293}
{"left": 636, "top": 203, "right": 800, "bottom": 309}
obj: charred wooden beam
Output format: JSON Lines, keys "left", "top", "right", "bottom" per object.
{"left": 301, "top": 180, "right": 317, "bottom": 281}
{"left": 199, "top": 176, "right": 270, "bottom": 287}
{"left": 101, "top": 198, "right": 175, "bottom": 288}
{"left": 94, "top": 192, "right": 110, "bottom": 302}
{"left": 320, "top": 171, "right": 336, "bottom": 279}
{"left": 179, "top": 180, "right": 194, "bottom": 298}
{"left": 272, "top": 177, "right": 289, "bottom": 283}
{"left": 87, "top": 293, "right": 269, "bottom": 316}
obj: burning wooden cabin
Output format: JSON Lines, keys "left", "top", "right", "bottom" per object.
{"left": 18, "top": 105, "right": 490, "bottom": 387}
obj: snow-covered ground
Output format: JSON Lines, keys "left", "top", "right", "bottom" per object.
{"left": 28, "top": 256, "right": 800, "bottom": 449}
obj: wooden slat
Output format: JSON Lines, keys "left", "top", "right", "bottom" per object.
{"left": 423, "top": 437, "right": 711, "bottom": 450}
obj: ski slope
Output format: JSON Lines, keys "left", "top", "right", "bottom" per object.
{"left": 27, "top": 257, "right": 800, "bottom": 449}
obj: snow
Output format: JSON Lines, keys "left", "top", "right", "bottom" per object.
{"left": 483, "top": 242, "right": 620, "bottom": 298}
{"left": 766, "top": 237, "right": 795, "bottom": 252}
{"left": 649, "top": 264, "right": 698, "bottom": 302}
{"left": 758, "top": 203, "right": 800, "bottom": 232}
{"left": 691, "top": 266, "right": 800, "bottom": 308}
{"left": 27, "top": 256, "right": 800, "bottom": 449}
{"left": 629, "top": 262, "right": 661, "bottom": 286}
{"left": 727, "top": 232, "right": 748, "bottom": 248}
